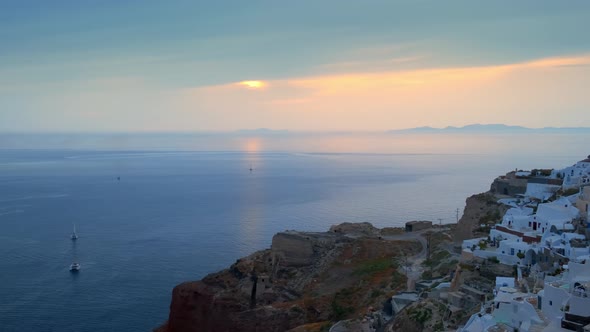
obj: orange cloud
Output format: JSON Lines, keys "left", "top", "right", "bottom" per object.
{"left": 237, "top": 80, "right": 268, "bottom": 89}
{"left": 192, "top": 54, "right": 590, "bottom": 99}
{"left": 524, "top": 55, "right": 590, "bottom": 68}
{"left": 285, "top": 65, "right": 510, "bottom": 97}
{"left": 277, "top": 54, "right": 590, "bottom": 97}
{"left": 176, "top": 53, "right": 590, "bottom": 131}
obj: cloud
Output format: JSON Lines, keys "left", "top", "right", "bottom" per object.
{"left": 175, "top": 53, "right": 590, "bottom": 130}
{"left": 524, "top": 55, "right": 590, "bottom": 68}
{"left": 288, "top": 54, "right": 590, "bottom": 96}
{"left": 24, "top": 53, "right": 585, "bottom": 132}
{"left": 237, "top": 80, "right": 268, "bottom": 89}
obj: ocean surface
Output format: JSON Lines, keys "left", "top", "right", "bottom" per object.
{"left": 0, "top": 133, "right": 587, "bottom": 331}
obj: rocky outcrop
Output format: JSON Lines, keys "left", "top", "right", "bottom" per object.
{"left": 385, "top": 299, "right": 447, "bottom": 332}
{"left": 329, "top": 222, "right": 380, "bottom": 237}
{"left": 159, "top": 247, "right": 310, "bottom": 332}
{"left": 167, "top": 287, "right": 306, "bottom": 332}
{"left": 454, "top": 192, "right": 509, "bottom": 242}
{"left": 157, "top": 223, "right": 418, "bottom": 332}
{"left": 271, "top": 231, "right": 329, "bottom": 268}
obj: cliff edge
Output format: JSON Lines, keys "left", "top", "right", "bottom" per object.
{"left": 156, "top": 223, "right": 421, "bottom": 332}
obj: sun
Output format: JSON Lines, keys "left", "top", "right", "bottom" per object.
{"left": 238, "top": 80, "right": 267, "bottom": 89}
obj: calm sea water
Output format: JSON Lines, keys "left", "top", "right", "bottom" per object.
{"left": 0, "top": 133, "right": 587, "bottom": 331}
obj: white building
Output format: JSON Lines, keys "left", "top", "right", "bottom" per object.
{"left": 461, "top": 287, "right": 543, "bottom": 332}
{"left": 536, "top": 197, "right": 579, "bottom": 234}
{"left": 501, "top": 206, "right": 535, "bottom": 232}
{"left": 540, "top": 261, "right": 590, "bottom": 328}
{"left": 560, "top": 156, "right": 590, "bottom": 189}
{"left": 525, "top": 182, "right": 561, "bottom": 201}
{"left": 495, "top": 277, "right": 515, "bottom": 292}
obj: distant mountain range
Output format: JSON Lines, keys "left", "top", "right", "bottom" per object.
{"left": 234, "top": 128, "right": 290, "bottom": 135}
{"left": 389, "top": 124, "right": 590, "bottom": 133}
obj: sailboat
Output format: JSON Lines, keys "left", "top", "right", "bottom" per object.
{"left": 70, "top": 224, "right": 80, "bottom": 271}
{"left": 71, "top": 224, "right": 78, "bottom": 240}
{"left": 70, "top": 262, "right": 81, "bottom": 272}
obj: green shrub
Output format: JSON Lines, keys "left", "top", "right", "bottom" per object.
{"left": 353, "top": 258, "right": 391, "bottom": 276}
{"left": 408, "top": 307, "right": 432, "bottom": 324}
{"left": 433, "top": 321, "right": 444, "bottom": 331}
{"left": 331, "top": 301, "right": 354, "bottom": 320}
{"left": 330, "top": 288, "right": 355, "bottom": 320}
{"left": 370, "top": 289, "right": 384, "bottom": 299}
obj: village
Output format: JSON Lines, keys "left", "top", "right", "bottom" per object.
{"left": 458, "top": 155, "right": 590, "bottom": 332}
{"left": 388, "top": 155, "right": 590, "bottom": 332}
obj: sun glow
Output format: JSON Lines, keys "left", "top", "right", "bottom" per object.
{"left": 243, "top": 138, "right": 262, "bottom": 152}
{"left": 238, "top": 80, "right": 267, "bottom": 89}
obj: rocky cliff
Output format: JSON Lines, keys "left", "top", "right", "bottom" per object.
{"left": 454, "top": 192, "right": 509, "bottom": 242}
{"left": 155, "top": 224, "right": 420, "bottom": 332}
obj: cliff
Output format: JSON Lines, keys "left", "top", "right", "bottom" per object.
{"left": 156, "top": 224, "right": 421, "bottom": 332}
{"left": 155, "top": 193, "right": 506, "bottom": 331}
{"left": 454, "top": 192, "right": 509, "bottom": 242}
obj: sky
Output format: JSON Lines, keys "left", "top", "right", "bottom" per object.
{"left": 1, "top": 0, "right": 590, "bottom": 132}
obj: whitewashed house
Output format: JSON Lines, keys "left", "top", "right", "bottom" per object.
{"left": 495, "top": 276, "right": 515, "bottom": 292}
{"left": 461, "top": 287, "right": 543, "bottom": 332}
{"left": 497, "top": 238, "right": 533, "bottom": 257}
{"left": 560, "top": 156, "right": 590, "bottom": 189}
{"left": 540, "top": 261, "right": 590, "bottom": 329}
{"left": 525, "top": 182, "right": 561, "bottom": 201}
{"left": 535, "top": 197, "right": 579, "bottom": 234}
{"left": 501, "top": 207, "right": 535, "bottom": 232}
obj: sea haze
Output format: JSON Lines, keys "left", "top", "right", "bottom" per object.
{"left": 0, "top": 132, "right": 587, "bottom": 331}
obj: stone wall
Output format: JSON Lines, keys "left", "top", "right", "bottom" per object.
{"left": 490, "top": 176, "right": 527, "bottom": 196}
{"left": 271, "top": 232, "right": 315, "bottom": 267}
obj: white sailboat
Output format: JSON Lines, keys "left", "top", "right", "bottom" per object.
{"left": 71, "top": 223, "right": 78, "bottom": 240}
{"left": 70, "top": 262, "right": 81, "bottom": 272}
{"left": 70, "top": 224, "right": 80, "bottom": 271}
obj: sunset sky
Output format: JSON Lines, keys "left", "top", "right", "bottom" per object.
{"left": 1, "top": 1, "right": 590, "bottom": 132}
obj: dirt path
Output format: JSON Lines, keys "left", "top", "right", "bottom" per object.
{"left": 382, "top": 229, "right": 441, "bottom": 291}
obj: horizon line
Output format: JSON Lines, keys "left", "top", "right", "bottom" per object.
{"left": 3, "top": 124, "right": 590, "bottom": 135}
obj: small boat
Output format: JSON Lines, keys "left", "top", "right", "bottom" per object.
{"left": 71, "top": 224, "right": 78, "bottom": 240}
{"left": 70, "top": 262, "right": 81, "bottom": 272}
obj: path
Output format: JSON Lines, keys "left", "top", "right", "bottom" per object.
{"left": 382, "top": 228, "right": 447, "bottom": 291}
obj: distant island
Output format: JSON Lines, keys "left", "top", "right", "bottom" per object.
{"left": 234, "top": 128, "right": 291, "bottom": 135}
{"left": 389, "top": 124, "right": 590, "bottom": 133}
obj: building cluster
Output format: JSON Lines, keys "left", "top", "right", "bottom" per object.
{"left": 460, "top": 156, "right": 590, "bottom": 332}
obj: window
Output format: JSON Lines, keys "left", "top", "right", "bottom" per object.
{"left": 529, "top": 222, "right": 531, "bottom": 227}
{"left": 511, "top": 248, "right": 515, "bottom": 255}
{"left": 549, "top": 300, "right": 553, "bottom": 306}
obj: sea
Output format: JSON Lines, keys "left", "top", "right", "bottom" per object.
{"left": 0, "top": 132, "right": 587, "bottom": 331}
